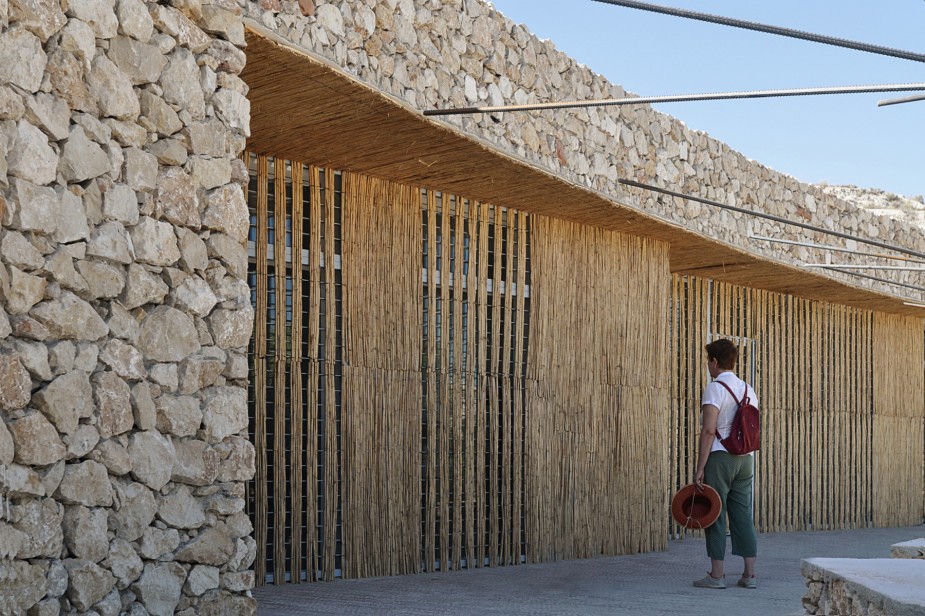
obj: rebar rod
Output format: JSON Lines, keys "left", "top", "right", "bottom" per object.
{"left": 423, "top": 83, "right": 925, "bottom": 116}
{"left": 591, "top": 0, "right": 925, "bottom": 64}
{"left": 749, "top": 235, "right": 925, "bottom": 264}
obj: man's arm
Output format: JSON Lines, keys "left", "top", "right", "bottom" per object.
{"left": 695, "top": 404, "right": 719, "bottom": 488}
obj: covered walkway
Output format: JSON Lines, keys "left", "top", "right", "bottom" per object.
{"left": 254, "top": 525, "right": 924, "bottom": 615}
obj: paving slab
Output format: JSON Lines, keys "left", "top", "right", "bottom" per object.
{"left": 802, "top": 557, "right": 925, "bottom": 616}
{"left": 254, "top": 525, "right": 925, "bottom": 615}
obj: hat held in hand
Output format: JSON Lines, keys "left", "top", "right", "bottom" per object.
{"left": 671, "top": 483, "right": 722, "bottom": 529}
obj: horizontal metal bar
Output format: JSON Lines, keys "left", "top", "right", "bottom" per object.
{"left": 423, "top": 83, "right": 925, "bottom": 116}
{"left": 804, "top": 264, "right": 925, "bottom": 272}
{"left": 618, "top": 178, "right": 925, "bottom": 262}
{"left": 878, "top": 93, "right": 925, "bottom": 107}
{"left": 825, "top": 269, "right": 925, "bottom": 295}
{"left": 591, "top": 0, "right": 925, "bottom": 64}
{"left": 749, "top": 235, "right": 925, "bottom": 264}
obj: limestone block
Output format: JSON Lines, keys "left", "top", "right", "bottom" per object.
{"left": 148, "top": 136, "right": 188, "bottom": 165}
{"left": 109, "top": 479, "right": 155, "bottom": 541}
{"left": 32, "top": 370, "right": 93, "bottom": 434}
{"left": 31, "top": 291, "right": 109, "bottom": 341}
{"left": 58, "top": 125, "right": 112, "bottom": 183}
{"left": 202, "top": 183, "right": 248, "bottom": 242}
{"left": 64, "top": 559, "right": 116, "bottom": 612}
{"left": 226, "top": 536, "right": 256, "bottom": 572}
{"left": 55, "top": 460, "right": 113, "bottom": 507}
{"left": 107, "top": 118, "right": 147, "bottom": 148}
{"left": 103, "top": 183, "right": 140, "bottom": 225}
{"left": 63, "top": 505, "right": 109, "bottom": 562}
{"left": 172, "top": 438, "right": 219, "bottom": 486}
{"left": 8, "top": 119, "right": 57, "bottom": 186}
{"left": 159, "top": 47, "right": 206, "bottom": 120}
{"left": 0, "top": 352, "right": 34, "bottom": 412}
{"left": 157, "top": 485, "right": 205, "bottom": 529}
{"left": 63, "top": 423, "right": 100, "bottom": 460}
{"left": 2, "top": 230, "right": 44, "bottom": 271}
{"left": 139, "top": 306, "right": 200, "bottom": 362}
{"left": 24, "top": 92, "right": 69, "bottom": 141}
{"left": 206, "top": 233, "right": 246, "bottom": 279}
{"left": 154, "top": 167, "right": 200, "bottom": 227}
{"left": 150, "top": 4, "right": 211, "bottom": 52}
{"left": 216, "top": 436, "right": 254, "bottom": 482}
{"left": 109, "top": 36, "right": 168, "bottom": 84}
{"left": 9, "top": 412, "right": 66, "bottom": 466}
{"left": 107, "top": 538, "right": 143, "bottom": 588}
{"left": 58, "top": 17, "right": 96, "bottom": 70}
{"left": 126, "top": 430, "right": 175, "bottom": 491}
{"left": 87, "top": 220, "right": 135, "bottom": 265}
{"left": 207, "top": 306, "right": 253, "bottom": 351}
{"left": 12, "top": 498, "right": 64, "bottom": 558}
{"left": 6, "top": 265, "right": 46, "bottom": 315}
{"left": 68, "top": 0, "right": 118, "bottom": 39}
{"left": 0, "top": 28, "right": 46, "bottom": 93}
{"left": 201, "top": 386, "right": 247, "bottom": 443}
{"left": 175, "top": 524, "right": 234, "bottom": 566}
{"left": 0, "top": 85, "right": 24, "bottom": 121}
{"left": 207, "top": 39, "right": 246, "bottom": 74}
{"left": 211, "top": 88, "right": 250, "bottom": 137}
{"left": 47, "top": 340, "right": 76, "bottom": 375}
{"left": 123, "top": 147, "right": 158, "bottom": 192}
{"left": 130, "top": 381, "right": 157, "bottom": 431}
{"left": 155, "top": 394, "right": 202, "bottom": 437}
{"left": 0, "top": 521, "right": 28, "bottom": 559}
{"left": 120, "top": 263, "right": 169, "bottom": 310}
{"left": 93, "top": 371, "right": 134, "bottom": 438}
{"left": 197, "top": 589, "right": 256, "bottom": 616}
{"left": 100, "top": 338, "right": 146, "bottom": 380}
{"left": 46, "top": 560, "right": 67, "bottom": 598}
{"left": 95, "top": 589, "right": 123, "bottom": 616}
{"left": 184, "top": 118, "right": 228, "bottom": 156}
{"left": 136, "top": 525, "right": 180, "bottom": 560}
{"left": 0, "top": 560, "right": 48, "bottom": 615}
{"left": 116, "top": 0, "right": 153, "bottom": 42}
{"left": 130, "top": 216, "right": 181, "bottom": 266}
{"left": 88, "top": 437, "right": 132, "bottom": 476}
{"left": 74, "top": 259, "right": 126, "bottom": 299}
{"left": 88, "top": 54, "right": 140, "bottom": 120}
{"left": 174, "top": 275, "right": 218, "bottom": 318}
{"left": 55, "top": 188, "right": 90, "bottom": 244}
{"left": 132, "top": 562, "right": 186, "bottom": 616}
{"left": 139, "top": 90, "right": 182, "bottom": 137}
{"left": 185, "top": 564, "right": 219, "bottom": 596}
{"left": 9, "top": 314, "right": 50, "bottom": 341}
{"left": 0, "top": 463, "right": 45, "bottom": 498}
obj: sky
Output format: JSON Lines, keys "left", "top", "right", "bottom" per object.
{"left": 487, "top": 0, "right": 925, "bottom": 199}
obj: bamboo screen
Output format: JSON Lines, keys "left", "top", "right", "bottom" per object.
{"left": 248, "top": 155, "right": 533, "bottom": 582}
{"left": 872, "top": 313, "right": 925, "bottom": 527}
{"left": 525, "top": 217, "right": 672, "bottom": 561}
{"left": 671, "top": 275, "right": 924, "bottom": 535}
{"left": 247, "top": 154, "right": 344, "bottom": 584}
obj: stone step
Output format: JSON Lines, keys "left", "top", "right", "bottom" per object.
{"left": 892, "top": 538, "right": 925, "bottom": 559}
{"left": 802, "top": 557, "right": 925, "bottom": 616}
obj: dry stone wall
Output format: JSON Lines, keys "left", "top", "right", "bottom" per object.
{"left": 0, "top": 0, "right": 256, "bottom": 614}
{"left": 245, "top": 0, "right": 925, "bottom": 301}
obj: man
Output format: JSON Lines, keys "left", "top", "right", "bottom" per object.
{"left": 693, "top": 338, "right": 758, "bottom": 589}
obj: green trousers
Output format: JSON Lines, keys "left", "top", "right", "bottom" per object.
{"left": 704, "top": 451, "right": 758, "bottom": 560}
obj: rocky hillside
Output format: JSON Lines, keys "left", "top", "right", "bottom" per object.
{"left": 822, "top": 185, "right": 925, "bottom": 229}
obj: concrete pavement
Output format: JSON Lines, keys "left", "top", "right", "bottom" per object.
{"left": 254, "top": 524, "right": 925, "bottom": 615}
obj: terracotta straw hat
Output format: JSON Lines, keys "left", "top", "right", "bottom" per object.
{"left": 671, "top": 483, "right": 722, "bottom": 529}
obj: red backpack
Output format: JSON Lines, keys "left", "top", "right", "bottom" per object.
{"left": 715, "top": 381, "right": 760, "bottom": 455}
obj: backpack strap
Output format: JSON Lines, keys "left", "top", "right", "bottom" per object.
{"left": 715, "top": 380, "right": 745, "bottom": 406}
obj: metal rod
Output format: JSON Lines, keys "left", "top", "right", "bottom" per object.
{"left": 877, "top": 93, "right": 925, "bottom": 107}
{"left": 423, "top": 83, "right": 925, "bottom": 116}
{"left": 804, "top": 264, "right": 925, "bottom": 272}
{"left": 590, "top": 0, "right": 925, "bottom": 64}
{"left": 618, "top": 178, "right": 925, "bottom": 261}
{"left": 822, "top": 269, "right": 925, "bottom": 295}
{"left": 749, "top": 235, "right": 925, "bottom": 264}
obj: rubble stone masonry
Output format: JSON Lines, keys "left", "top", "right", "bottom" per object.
{"left": 0, "top": 0, "right": 255, "bottom": 614}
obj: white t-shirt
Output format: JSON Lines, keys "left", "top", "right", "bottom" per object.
{"left": 702, "top": 371, "right": 758, "bottom": 454}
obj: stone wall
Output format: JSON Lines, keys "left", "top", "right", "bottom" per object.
{"left": 244, "top": 0, "right": 925, "bottom": 301}
{"left": 0, "top": 1, "right": 256, "bottom": 614}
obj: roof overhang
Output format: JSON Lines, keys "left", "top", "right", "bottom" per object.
{"left": 241, "top": 21, "right": 924, "bottom": 317}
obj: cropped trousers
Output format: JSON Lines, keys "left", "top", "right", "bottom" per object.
{"left": 703, "top": 451, "right": 758, "bottom": 560}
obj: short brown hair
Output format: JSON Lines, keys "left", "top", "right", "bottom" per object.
{"left": 705, "top": 338, "right": 738, "bottom": 370}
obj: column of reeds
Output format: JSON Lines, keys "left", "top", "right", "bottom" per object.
{"left": 526, "top": 217, "right": 671, "bottom": 561}
{"left": 339, "top": 173, "right": 423, "bottom": 577}
{"left": 872, "top": 313, "right": 925, "bottom": 527}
